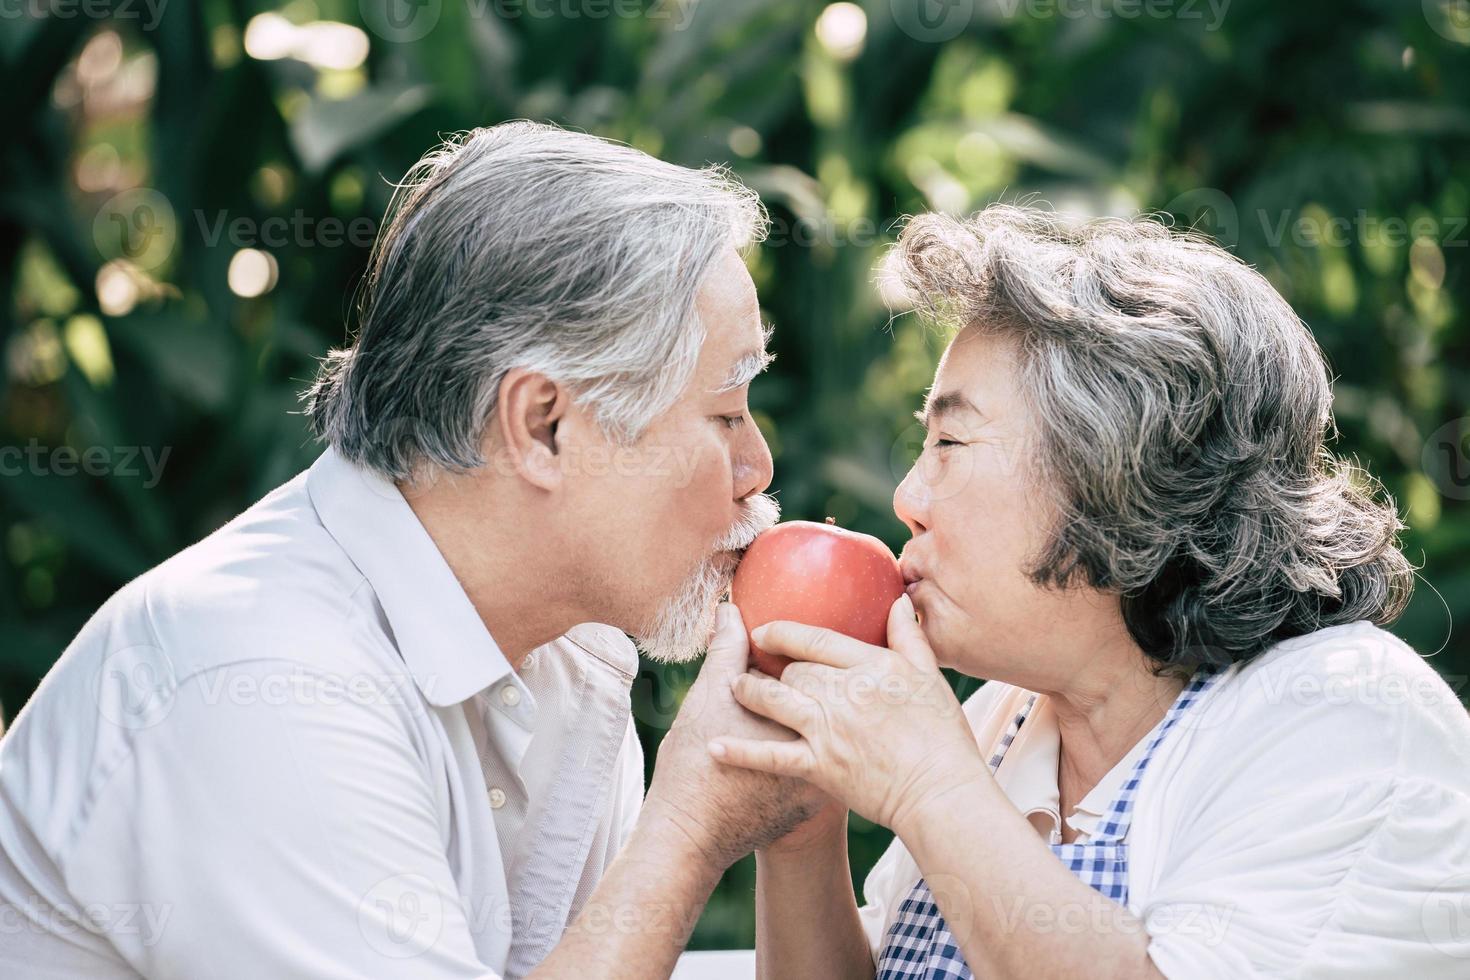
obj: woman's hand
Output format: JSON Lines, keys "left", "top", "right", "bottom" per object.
{"left": 708, "top": 594, "right": 990, "bottom": 834}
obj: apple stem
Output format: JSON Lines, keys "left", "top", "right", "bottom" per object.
{"left": 825, "top": 516, "right": 836, "bottom": 525}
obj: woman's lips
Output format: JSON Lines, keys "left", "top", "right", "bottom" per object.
{"left": 904, "top": 578, "right": 924, "bottom": 596}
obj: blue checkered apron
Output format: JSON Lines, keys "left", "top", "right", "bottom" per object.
{"left": 876, "top": 665, "right": 1223, "bottom": 979}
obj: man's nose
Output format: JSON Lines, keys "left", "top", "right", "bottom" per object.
{"left": 734, "top": 418, "right": 774, "bottom": 500}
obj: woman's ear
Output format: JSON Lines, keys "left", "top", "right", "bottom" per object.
{"left": 495, "top": 367, "right": 570, "bottom": 491}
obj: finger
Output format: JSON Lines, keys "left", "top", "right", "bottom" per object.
{"left": 703, "top": 602, "right": 749, "bottom": 675}
{"left": 749, "top": 621, "right": 871, "bottom": 669}
{"left": 886, "top": 594, "right": 937, "bottom": 672}
{"left": 731, "top": 672, "right": 817, "bottom": 735}
{"left": 707, "top": 737, "right": 815, "bottom": 778}
{"left": 780, "top": 661, "right": 844, "bottom": 702}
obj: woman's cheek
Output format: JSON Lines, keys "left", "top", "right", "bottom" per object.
{"left": 905, "top": 446, "right": 959, "bottom": 506}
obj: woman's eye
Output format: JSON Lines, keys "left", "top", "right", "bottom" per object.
{"left": 927, "top": 437, "right": 960, "bottom": 451}
{"left": 719, "top": 415, "right": 746, "bottom": 430}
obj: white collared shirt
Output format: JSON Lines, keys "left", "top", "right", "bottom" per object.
{"left": 858, "top": 621, "right": 1470, "bottom": 977}
{"left": 0, "top": 447, "right": 645, "bottom": 978}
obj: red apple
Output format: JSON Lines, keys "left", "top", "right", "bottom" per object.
{"left": 730, "top": 517, "right": 906, "bottom": 678}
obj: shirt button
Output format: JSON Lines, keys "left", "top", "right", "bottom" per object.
{"left": 489, "top": 787, "right": 506, "bottom": 809}
{"left": 499, "top": 685, "right": 521, "bottom": 707}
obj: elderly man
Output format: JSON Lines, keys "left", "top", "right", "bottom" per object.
{"left": 0, "top": 122, "right": 818, "bottom": 977}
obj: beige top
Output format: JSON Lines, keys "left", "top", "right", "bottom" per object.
{"left": 996, "top": 690, "right": 1152, "bottom": 845}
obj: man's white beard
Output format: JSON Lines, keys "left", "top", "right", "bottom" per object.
{"left": 632, "top": 492, "right": 781, "bottom": 664}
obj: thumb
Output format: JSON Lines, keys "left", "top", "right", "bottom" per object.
{"left": 706, "top": 602, "right": 751, "bottom": 673}
{"left": 886, "top": 594, "right": 937, "bottom": 672}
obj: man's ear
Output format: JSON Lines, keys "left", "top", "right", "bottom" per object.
{"left": 495, "top": 367, "right": 570, "bottom": 490}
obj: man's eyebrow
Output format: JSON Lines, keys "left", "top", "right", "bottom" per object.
{"left": 713, "top": 321, "right": 777, "bottom": 393}
{"left": 914, "top": 389, "right": 980, "bottom": 429}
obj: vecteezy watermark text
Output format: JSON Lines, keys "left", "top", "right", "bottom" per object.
{"left": 0, "top": 0, "right": 168, "bottom": 30}
{"left": 1, "top": 441, "right": 170, "bottom": 490}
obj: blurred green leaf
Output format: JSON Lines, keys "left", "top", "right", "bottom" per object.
{"left": 290, "top": 83, "right": 435, "bottom": 175}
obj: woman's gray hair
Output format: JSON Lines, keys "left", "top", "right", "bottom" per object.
{"left": 884, "top": 204, "right": 1414, "bottom": 675}
{"left": 302, "top": 120, "right": 767, "bottom": 480}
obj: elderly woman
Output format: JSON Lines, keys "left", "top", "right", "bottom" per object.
{"left": 708, "top": 206, "right": 1470, "bottom": 978}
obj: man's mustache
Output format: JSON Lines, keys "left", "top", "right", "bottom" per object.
{"left": 716, "top": 492, "right": 781, "bottom": 555}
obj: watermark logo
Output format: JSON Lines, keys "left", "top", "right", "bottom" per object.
{"left": 1423, "top": 418, "right": 1470, "bottom": 501}
{"left": 94, "top": 644, "right": 176, "bottom": 731}
{"left": 1422, "top": 871, "right": 1470, "bottom": 959}
{"left": 1424, "top": 0, "right": 1470, "bottom": 44}
{"left": 890, "top": 0, "right": 976, "bottom": 43}
{"left": 359, "top": 873, "right": 445, "bottom": 958}
{"left": 93, "top": 187, "right": 176, "bottom": 271}
{"left": 888, "top": 420, "right": 1033, "bottom": 506}
{"left": 1161, "top": 187, "right": 1240, "bottom": 249}
{"left": 359, "top": 0, "right": 442, "bottom": 42}
{"left": 631, "top": 668, "right": 690, "bottom": 731}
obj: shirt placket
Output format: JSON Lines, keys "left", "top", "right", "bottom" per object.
{"left": 503, "top": 656, "right": 630, "bottom": 979}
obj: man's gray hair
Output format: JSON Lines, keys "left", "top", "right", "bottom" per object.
{"left": 885, "top": 204, "right": 1414, "bottom": 675}
{"left": 303, "top": 121, "right": 767, "bottom": 479}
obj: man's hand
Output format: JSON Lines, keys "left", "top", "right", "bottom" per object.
{"left": 641, "top": 603, "right": 829, "bottom": 873}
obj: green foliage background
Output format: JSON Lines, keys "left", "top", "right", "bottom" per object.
{"left": 2, "top": 0, "right": 1468, "bottom": 950}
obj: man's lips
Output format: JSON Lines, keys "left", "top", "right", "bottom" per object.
{"left": 900, "top": 561, "right": 925, "bottom": 592}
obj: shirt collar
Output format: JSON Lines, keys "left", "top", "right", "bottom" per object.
{"left": 563, "top": 623, "right": 640, "bottom": 679}
{"left": 306, "top": 446, "right": 514, "bottom": 708}
{"left": 992, "top": 691, "right": 1149, "bottom": 833}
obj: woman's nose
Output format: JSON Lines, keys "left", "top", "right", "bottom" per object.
{"left": 893, "top": 463, "right": 929, "bottom": 535}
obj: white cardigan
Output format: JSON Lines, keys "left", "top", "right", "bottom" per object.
{"left": 857, "top": 621, "right": 1470, "bottom": 977}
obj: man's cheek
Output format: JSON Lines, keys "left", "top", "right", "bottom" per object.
{"left": 670, "top": 441, "right": 721, "bottom": 492}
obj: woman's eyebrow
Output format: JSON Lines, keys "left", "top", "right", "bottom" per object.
{"left": 916, "top": 389, "right": 980, "bottom": 429}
